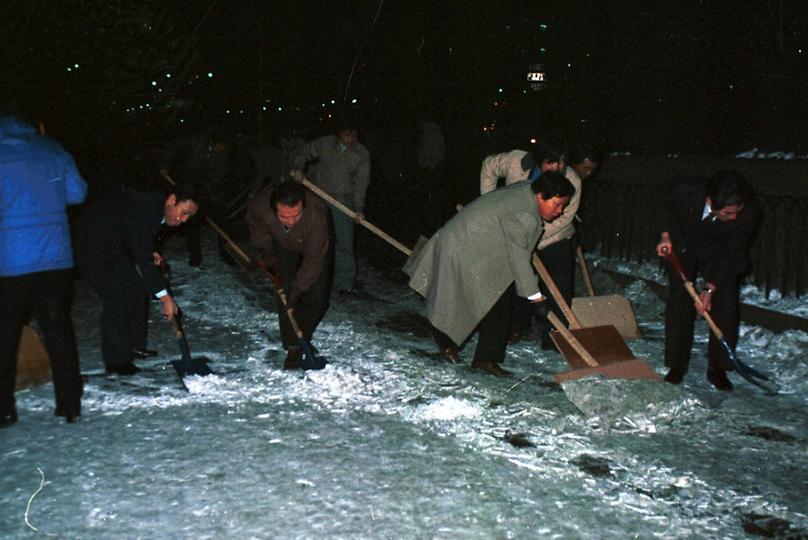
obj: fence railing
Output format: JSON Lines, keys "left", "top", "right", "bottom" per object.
{"left": 577, "top": 182, "right": 807, "bottom": 298}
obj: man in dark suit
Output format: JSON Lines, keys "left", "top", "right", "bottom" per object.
{"left": 656, "top": 171, "right": 762, "bottom": 390}
{"left": 74, "top": 185, "right": 200, "bottom": 375}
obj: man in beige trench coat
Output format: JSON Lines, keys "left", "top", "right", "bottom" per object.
{"left": 404, "top": 172, "right": 575, "bottom": 376}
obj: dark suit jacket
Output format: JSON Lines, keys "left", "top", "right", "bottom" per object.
{"left": 75, "top": 192, "right": 166, "bottom": 295}
{"left": 660, "top": 175, "right": 762, "bottom": 288}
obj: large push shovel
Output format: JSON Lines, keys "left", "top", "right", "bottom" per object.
{"left": 663, "top": 249, "right": 778, "bottom": 395}
{"left": 257, "top": 261, "right": 327, "bottom": 370}
{"left": 533, "top": 253, "right": 659, "bottom": 383}
{"left": 570, "top": 245, "right": 641, "bottom": 339}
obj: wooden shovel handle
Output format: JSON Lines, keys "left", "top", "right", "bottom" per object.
{"left": 169, "top": 316, "right": 184, "bottom": 339}
{"left": 576, "top": 245, "right": 596, "bottom": 297}
{"left": 547, "top": 312, "right": 599, "bottom": 367}
{"left": 297, "top": 176, "right": 412, "bottom": 256}
{"left": 257, "top": 262, "right": 306, "bottom": 339}
{"left": 532, "top": 252, "right": 583, "bottom": 329}
{"left": 663, "top": 249, "right": 725, "bottom": 340}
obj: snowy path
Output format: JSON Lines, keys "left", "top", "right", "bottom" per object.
{"left": 2, "top": 232, "right": 806, "bottom": 538}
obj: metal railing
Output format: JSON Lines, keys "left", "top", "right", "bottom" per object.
{"left": 578, "top": 182, "right": 807, "bottom": 298}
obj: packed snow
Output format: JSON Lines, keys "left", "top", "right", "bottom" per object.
{"left": 2, "top": 229, "right": 806, "bottom": 538}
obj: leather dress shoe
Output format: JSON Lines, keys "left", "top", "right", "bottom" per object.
{"left": 471, "top": 358, "right": 513, "bottom": 377}
{"left": 707, "top": 369, "right": 733, "bottom": 391}
{"left": 284, "top": 347, "right": 302, "bottom": 370}
{"left": 55, "top": 405, "right": 81, "bottom": 423}
{"left": 131, "top": 348, "right": 158, "bottom": 359}
{"left": 0, "top": 410, "right": 18, "bottom": 428}
{"left": 106, "top": 362, "right": 141, "bottom": 376}
{"left": 664, "top": 368, "right": 685, "bottom": 385}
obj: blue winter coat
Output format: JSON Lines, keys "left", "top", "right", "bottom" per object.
{"left": 0, "top": 117, "right": 87, "bottom": 277}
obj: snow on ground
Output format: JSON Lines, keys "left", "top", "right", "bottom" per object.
{"left": 1, "top": 230, "right": 806, "bottom": 539}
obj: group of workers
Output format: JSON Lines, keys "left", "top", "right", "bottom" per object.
{"left": 1, "top": 104, "right": 760, "bottom": 428}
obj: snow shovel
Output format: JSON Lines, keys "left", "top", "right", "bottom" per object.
{"left": 168, "top": 316, "right": 214, "bottom": 378}
{"left": 257, "top": 261, "right": 327, "bottom": 370}
{"left": 662, "top": 248, "right": 779, "bottom": 395}
{"left": 533, "top": 253, "right": 659, "bottom": 383}
{"left": 570, "top": 245, "right": 641, "bottom": 339}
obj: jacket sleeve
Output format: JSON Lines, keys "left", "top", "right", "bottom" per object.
{"left": 480, "top": 154, "right": 504, "bottom": 194}
{"left": 246, "top": 192, "right": 275, "bottom": 256}
{"left": 63, "top": 153, "right": 87, "bottom": 205}
{"left": 500, "top": 211, "right": 542, "bottom": 298}
{"left": 291, "top": 209, "right": 330, "bottom": 296}
{"left": 353, "top": 149, "right": 371, "bottom": 212}
{"left": 131, "top": 220, "right": 165, "bottom": 296}
{"left": 702, "top": 205, "right": 761, "bottom": 288}
{"left": 292, "top": 137, "right": 323, "bottom": 171}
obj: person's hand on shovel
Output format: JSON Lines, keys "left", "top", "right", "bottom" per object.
{"left": 160, "top": 294, "right": 180, "bottom": 322}
{"left": 696, "top": 283, "right": 716, "bottom": 314}
{"left": 660, "top": 245, "right": 714, "bottom": 315}
{"left": 656, "top": 232, "right": 672, "bottom": 257}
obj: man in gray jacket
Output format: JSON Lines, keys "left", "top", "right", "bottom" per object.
{"left": 405, "top": 172, "right": 575, "bottom": 376}
{"left": 291, "top": 118, "right": 370, "bottom": 294}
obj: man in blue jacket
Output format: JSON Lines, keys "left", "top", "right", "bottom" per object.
{"left": 0, "top": 110, "right": 87, "bottom": 426}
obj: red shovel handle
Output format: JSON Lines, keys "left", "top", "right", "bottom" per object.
{"left": 661, "top": 247, "right": 687, "bottom": 282}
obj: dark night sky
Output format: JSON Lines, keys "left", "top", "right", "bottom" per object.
{"left": 3, "top": 1, "right": 808, "bottom": 152}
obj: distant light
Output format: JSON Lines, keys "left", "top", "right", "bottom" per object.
{"left": 277, "top": 106, "right": 283, "bottom": 111}
{"left": 166, "top": 73, "right": 172, "bottom": 78}
{"left": 151, "top": 81, "right": 157, "bottom": 86}
{"left": 74, "top": 63, "right": 79, "bottom": 68}
{"left": 567, "top": 63, "right": 572, "bottom": 68}
{"left": 530, "top": 138, "right": 537, "bottom": 144}
{"left": 498, "top": 88, "right": 503, "bottom": 93}
{"left": 239, "top": 109, "right": 244, "bottom": 114}
{"left": 539, "top": 24, "right": 548, "bottom": 30}
{"left": 226, "top": 109, "right": 230, "bottom": 114}
{"left": 262, "top": 106, "right": 267, "bottom": 111}
{"left": 180, "top": 118, "right": 184, "bottom": 123}
{"left": 321, "top": 103, "right": 326, "bottom": 107}
{"left": 539, "top": 48, "right": 546, "bottom": 53}
{"left": 207, "top": 72, "right": 214, "bottom": 78}
{"left": 330, "top": 99, "right": 335, "bottom": 104}
{"left": 66, "top": 67, "right": 72, "bottom": 72}
{"left": 351, "top": 98, "right": 357, "bottom": 104}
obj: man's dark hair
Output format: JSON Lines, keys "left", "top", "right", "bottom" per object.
{"left": 334, "top": 114, "right": 359, "bottom": 134}
{"left": 171, "top": 182, "right": 203, "bottom": 206}
{"left": 531, "top": 170, "right": 575, "bottom": 199}
{"left": 533, "top": 134, "right": 570, "bottom": 165}
{"left": 567, "top": 142, "right": 603, "bottom": 166}
{"left": 270, "top": 180, "right": 306, "bottom": 213}
{"left": 707, "top": 170, "right": 752, "bottom": 210}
